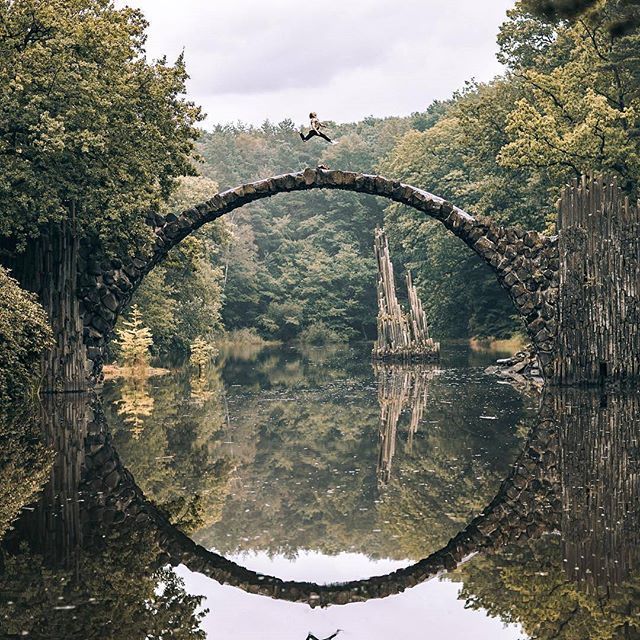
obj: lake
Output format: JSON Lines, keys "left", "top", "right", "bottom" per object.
{"left": 1, "top": 341, "right": 638, "bottom": 639}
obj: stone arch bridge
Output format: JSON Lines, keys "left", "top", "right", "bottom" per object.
{"left": 73, "top": 169, "right": 639, "bottom": 387}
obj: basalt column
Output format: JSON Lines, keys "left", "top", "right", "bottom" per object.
{"left": 553, "top": 176, "right": 640, "bottom": 385}
{"left": 9, "top": 219, "right": 89, "bottom": 393}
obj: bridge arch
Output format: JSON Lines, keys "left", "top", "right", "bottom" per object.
{"left": 81, "top": 168, "right": 560, "bottom": 380}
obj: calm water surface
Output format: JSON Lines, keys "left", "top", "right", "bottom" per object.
{"left": 2, "top": 341, "right": 639, "bottom": 639}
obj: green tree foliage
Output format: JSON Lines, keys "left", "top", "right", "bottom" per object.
{"left": 377, "top": 0, "right": 640, "bottom": 338}
{"left": 0, "top": 266, "right": 52, "bottom": 401}
{"left": 379, "top": 84, "right": 549, "bottom": 339}
{"left": 297, "top": 321, "right": 342, "bottom": 345}
{"left": 197, "top": 117, "right": 418, "bottom": 341}
{"left": 496, "top": 1, "right": 640, "bottom": 193}
{"left": 0, "top": 0, "right": 202, "bottom": 254}
{"left": 521, "top": 0, "right": 599, "bottom": 21}
{"left": 130, "top": 176, "right": 226, "bottom": 355}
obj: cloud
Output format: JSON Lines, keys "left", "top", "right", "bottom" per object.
{"left": 117, "top": 0, "right": 515, "bottom": 125}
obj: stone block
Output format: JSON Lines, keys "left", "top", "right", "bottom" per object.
{"left": 372, "top": 175, "right": 385, "bottom": 193}
{"left": 534, "top": 327, "right": 552, "bottom": 343}
{"left": 489, "top": 252, "right": 503, "bottom": 268}
{"left": 523, "top": 230, "right": 539, "bottom": 247}
{"left": 330, "top": 170, "right": 346, "bottom": 185}
{"left": 516, "top": 266, "right": 532, "bottom": 282}
{"left": 505, "top": 228, "right": 519, "bottom": 243}
{"left": 519, "top": 299, "right": 536, "bottom": 315}
{"left": 253, "top": 180, "right": 271, "bottom": 193}
{"left": 473, "top": 236, "right": 497, "bottom": 258}
{"left": 503, "top": 272, "right": 518, "bottom": 287}
{"left": 467, "top": 227, "right": 485, "bottom": 243}
{"left": 511, "top": 283, "right": 527, "bottom": 299}
{"left": 486, "top": 222, "right": 502, "bottom": 243}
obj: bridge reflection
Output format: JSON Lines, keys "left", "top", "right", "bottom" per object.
{"left": 1, "top": 387, "right": 639, "bottom": 632}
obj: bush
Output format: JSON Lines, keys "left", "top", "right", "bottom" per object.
{"left": 297, "top": 321, "right": 343, "bottom": 346}
{"left": 221, "top": 327, "right": 270, "bottom": 345}
{"left": 0, "top": 267, "right": 52, "bottom": 402}
{"left": 189, "top": 337, "right": 218, "bottom": 374}
{"left": 114, "top": 305, "right": 153, "bottom": 370}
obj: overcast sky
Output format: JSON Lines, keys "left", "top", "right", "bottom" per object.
{"left": 119, "top": 0, "right": 515, "bottom": 128}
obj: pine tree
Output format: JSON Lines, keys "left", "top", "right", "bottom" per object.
{"left": 189, "top": 337, "right": 218, "bottom": 376}
{"left": 115, "top": 305, "right": 153, "bottom": 370}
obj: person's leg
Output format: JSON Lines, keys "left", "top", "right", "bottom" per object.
{"left": 317, "top": 131, "right": 332, "bottom": 143}
{"left": 301, "top": 130, "right": 318, "bottom": 141}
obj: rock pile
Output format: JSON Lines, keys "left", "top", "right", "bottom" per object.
{"left": 485, "top": 347, "right": 545, "bottom": 391}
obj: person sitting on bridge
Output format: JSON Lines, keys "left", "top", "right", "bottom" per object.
{"left": 300, "top": 112, "right": 333, "bottom": 143}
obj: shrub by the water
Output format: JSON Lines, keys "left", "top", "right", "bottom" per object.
{"left": 297, "top": 321, "right": 343, "bottom": 346}
{"left": 0, "top": 266, "right": 52, "bottom": 401}
{"left": 114, "top": 305, "right": 153, "bottom": 370}
{"left": 189, "top": 337, "right": 218, "bottom": 374}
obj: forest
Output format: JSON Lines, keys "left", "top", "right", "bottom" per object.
{"left": 120, "top": 0, "right": 640, "bottom": 358}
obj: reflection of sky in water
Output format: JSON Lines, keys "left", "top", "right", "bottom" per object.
{"left": 176, "top": 551, "right": 524, "bottom": 640}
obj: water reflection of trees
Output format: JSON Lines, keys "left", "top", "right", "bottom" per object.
{"left": 104, "top": 365, "right": 234, "bottom": 533}
{"left": 103, "top": 344, "right": 530, "bottom": 561}
{"left": 115, "top": 373, "right": 155, "bottom": 439}
{"left": 454, "top": 533, "right": 640, "bottom": 639}
{"left": 451, "top": 389, "right": 640, "bottom": 639}
{"left": 0, "top": 403, "right": 52, "bottom": 540}
{"left": 3, "top": 373, "right": 640, "bottom": 628}
{"left": 0, "top": 394, "right": 207, "bottom": 639}
{"left": 196, "top": 351, "right": 527, "bottom": 560}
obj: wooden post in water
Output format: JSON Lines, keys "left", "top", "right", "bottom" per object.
{"left": 554, "top": 175, "right": 640, "bottom": 385}
{"left": 372, "top": 228, "right": 440, "bottom": 361}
